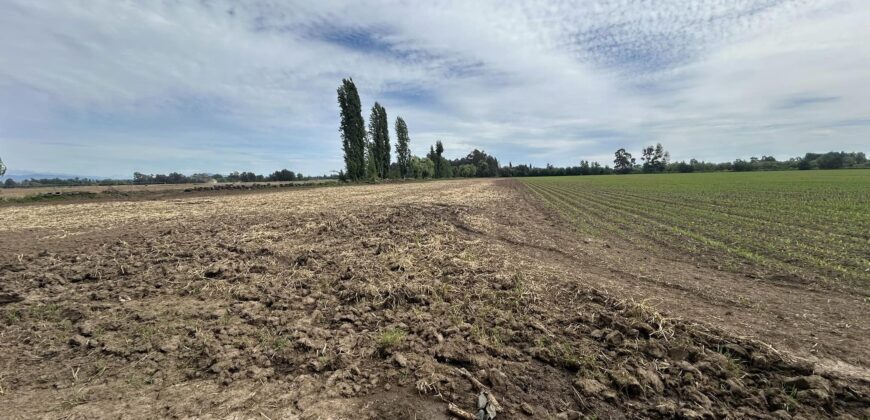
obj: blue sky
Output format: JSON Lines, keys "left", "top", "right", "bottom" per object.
{"left": 1, "top": 0, "right": 868, "bottom": 178}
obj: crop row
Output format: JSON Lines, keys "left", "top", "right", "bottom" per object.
{"left": 522, "top": 172, "right": 870, "bottom": 288}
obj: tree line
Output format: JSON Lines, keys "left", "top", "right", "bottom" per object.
{"left": 336, "top": 78, "right": 504, "bottom": 181}
{"left": 499, "top": 148, "right": 868, "bottom": 177}
{"left": 132, "top": 169, "right": 308, "bottom": 184}
{"left": 606, "top": 146, "right": 867, "bottom": 175}
{"left": 0, "top": 169, "right": 321, "bottom": 188}
{"left": 335, "top": 79, "right": 867, "bottom": 181}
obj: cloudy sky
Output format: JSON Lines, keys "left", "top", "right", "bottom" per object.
{"left": 1, "top": 0, "right": 868, "bottom": 177}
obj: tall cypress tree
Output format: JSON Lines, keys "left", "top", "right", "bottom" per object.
{"left": 368, "top": 102, "right": 390, "bottom": 178}
{"left": 337, "top": 79, "right": 366, "bottom": 181}
{"left": 379, "top": 107, "right": 390, "bottom": 178}
{"left": 395, "top": 117, "right": 411, "bottom": 178}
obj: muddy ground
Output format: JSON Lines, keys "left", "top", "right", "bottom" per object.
{"left": 0, "top": 179, "right": 867, "bottom": 419}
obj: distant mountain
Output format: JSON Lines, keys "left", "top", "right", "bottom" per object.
{"left": 3, "top": 170, "right": 111, "bottom": 182}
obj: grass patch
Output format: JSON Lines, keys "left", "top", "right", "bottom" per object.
{"left": 377, "top": 328, "right": 406, "bottom": 351}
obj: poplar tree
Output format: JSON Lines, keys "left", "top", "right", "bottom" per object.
{"left": 368, "top": 102, "right": 391, "bottom": 178}
{"left": 394, "top": 117, "right": 411, "bottom": 178}
{"left": 431, "top": 140, "right": 445, "bottom": 178}
{"left": 337, "top": 79, "right": 366, "bottom": 181}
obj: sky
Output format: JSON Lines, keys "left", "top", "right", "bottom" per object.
{"left": 1, "top": 0, "right": 868, "bottom": 178}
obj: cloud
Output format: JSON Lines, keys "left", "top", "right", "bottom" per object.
{"left": 0, "top": 0, "right": 867, "bottom": 177}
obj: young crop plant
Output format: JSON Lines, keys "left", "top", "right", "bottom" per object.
{"left": 521, "top": 170, "right": 870, "bottom": 289}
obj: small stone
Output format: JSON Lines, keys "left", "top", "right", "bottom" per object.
{"left": 159, "top": 336, "right": 180, "bottom": 353}
{"left": 394, "top": 353, "right": 408, "bottom": 368}
{"left": 604, "top": 330, "right": 624, "bottom": 347}
{"left": 77, "top": 322, "right": 94, "bottom": 337}
{"left": 68, "top": 334, "right": 89, "bottom": 347}
{"left": 573, "top": 377, "right": 607, "bottom": 395}
{"left": 609, "top": 368, "right": 641, "bottom": 396}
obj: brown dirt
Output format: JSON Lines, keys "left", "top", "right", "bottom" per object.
{"left": 0, "top": 179, "right": 867, "bottom": 419}
{"left": 0, "top": 180, "right": 331, "bottom": 200}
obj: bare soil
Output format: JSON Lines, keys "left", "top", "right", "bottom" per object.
{"left": 0, "top": 180, "right": 333, "bottom": 201}
{"left": 0, "top": 179, "right": 867, "bottom": 419}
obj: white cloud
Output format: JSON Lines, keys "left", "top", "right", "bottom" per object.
{"left": 0, "top": 0, "right": 867, "bottom": 176}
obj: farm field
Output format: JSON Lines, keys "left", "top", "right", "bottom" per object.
{"left": 0, "top": 180, "right": 335, "bottom": 201}
{"left": 0, "top": 179, "right": 868, "bottom": 418}
{"left": 523, "top": 170, "right": 870, "bottom": 290}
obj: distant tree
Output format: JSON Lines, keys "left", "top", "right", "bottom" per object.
{"left": 816, "top": 152, "right": 845, "bottom": 169}
{"left": 394, "top": 117, "right": 412, "bottom": 178}
{"left": 641, "top": 143, "right": 669, "bottom": 173}
{"left": 797, "top": 159, "right": 812, "bottom": 170}
{"left": 613, "top": 148, "right": 635, "bottom": 174}
{"left": 673, "top": 161, "right": 694, "bottom": 173}
{"left": 452, "top": 149, "right": 499, "bottom": 177}
{"left": 457, "top": 164, "right": 477, "bottom": 177}
{"left": 429, "top": 141, "right": 448, "bottom": 178}
{"left": 365, "top": 133, "right": 378, "bottom": 181}
{"left": 4, "top": 178, "right": 14, "bottom": 188}
{"left": 268, "top": 169, "right": 296, "bottom": 181}
{"left": 337, "top": 78, "right": 366, "bottom": 181}
{"left": 732, "top": 159, "right": 753, "bottom": 172}
{"left": 410, "top": 156, "right": 435, "bottom": 178}
{"left": 368, "top": 102, "right": 391, "bottom": 178}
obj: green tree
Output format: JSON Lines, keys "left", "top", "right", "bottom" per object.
{"left": 394, "top": 117, "right": 411, "bottom": 178}
{"left": 641, "top": 143, "right": 669, "bottom": 173}
{"left": 613, "top": 148, "right": 635, "bottom": 174}
{"left": 457, "top": 164, "right": 476, "bottom": 177}
{"left": 0, "top": 155, "right": 6, "bottom": 177}
{"left": 368, "top": 102, "right": 391, "bottom": 178}
{"left": 428, "top": 140, "right": 447, "bottom": 178}
{"left": 410, "top": 156, "right": 435, "bottom": 178}
{"left": 268, "top": 169, "right": 296, "bottom": 181}
{"left": 337, "top": 78, "right": 366, "bottom": 181}
{"left": 365, "top": 133, "right": 378, "bottom": 181}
